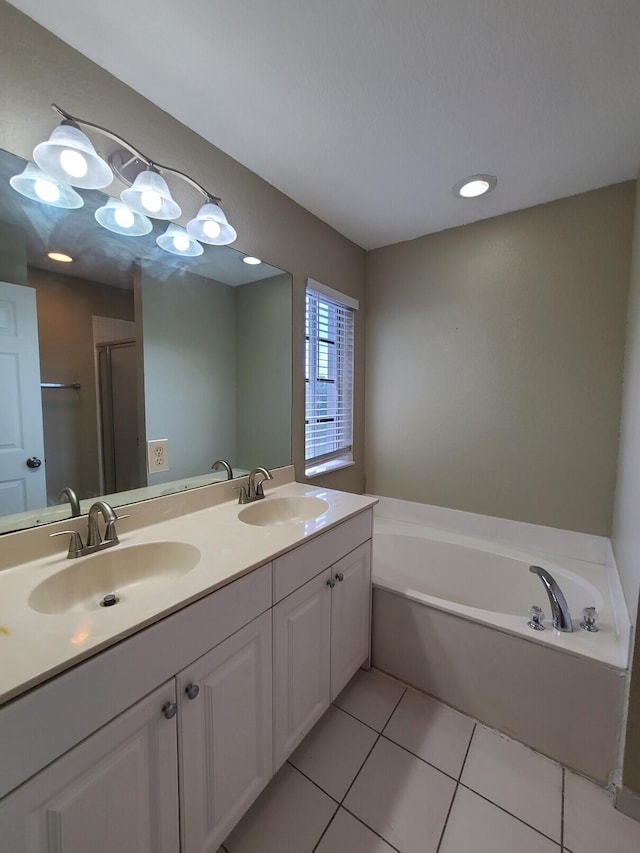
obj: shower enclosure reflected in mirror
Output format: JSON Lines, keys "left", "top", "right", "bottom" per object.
{"left": 0, "top": 147, "right": 292, "bottom": 535}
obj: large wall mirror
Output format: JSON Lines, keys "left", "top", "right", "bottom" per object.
{"left": 0, "top": 147, "right": 292, "bottom": 535}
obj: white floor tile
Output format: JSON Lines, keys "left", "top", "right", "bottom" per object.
{"left": 383, "top": 689, "right": 475, "bottom": 778}
{"left": 224, "top": 763, "right": 336, "bottom": 853}
{"left": 564, "top": 771, "right": 640, "bottom": 853}
{"left": 289, "top": 705, "right": 378, "bottom": 800}
{"left": 461, "top": 726, "right": 562, "bottom": 842}
{"left": 344, "top": 736, "right": 456, "bottom": 853}
{"left": 439, "top": 786, "right": 559, "bottom": 853}
{"left": 334, "top": 668, "right": 405, "bottom": 731}
{"left": 316, "top": 808, "right": 398, "bottom": 852}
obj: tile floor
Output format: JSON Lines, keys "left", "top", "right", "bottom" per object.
{"left": 222, "top": 668, "right": 640, "bottom": 852}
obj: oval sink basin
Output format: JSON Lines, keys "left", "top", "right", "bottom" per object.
{"left": 29, "top": 541, "right": 201, "bottom": 615}
{"left": 238, "top": 496, "right": 330, "bottom": 527}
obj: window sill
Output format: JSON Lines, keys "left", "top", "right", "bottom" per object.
{"left": 305, "top": 457, "right": 355, "bottom": 478}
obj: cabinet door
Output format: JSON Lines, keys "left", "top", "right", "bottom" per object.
{"left": 273, "top": 568, "right": 332, "bottom": 769}
{"left": 0, "top": 681, "right": 179, "bottom": 853}
{"left": 331, "top": 541, "right": 372, "bottom": 700}
{"left": 178, "top": 611, "right": 272, "bottom": 853}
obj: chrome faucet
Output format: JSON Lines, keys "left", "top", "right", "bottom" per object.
{"left": 235, "top": 467, "right": 274, "bottom": 504}
{"left": 50, "top": 500, "right": 127, "bottom": 558}
{"left": 529, "top": 565, "right": 573, "bottom": 632}
{"left": 211, "top": 459, "right": 234, "bottom": 480}
{"left": 58, "top": 486, "right": 81, "bottom": 517}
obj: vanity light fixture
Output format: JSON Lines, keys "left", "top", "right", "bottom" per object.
{"left": 242, "top": 256, "right": 262, "bottom": 265}
{"left": 33, "top": 122, "right": 112, "bottom": 189}
{"left": 156, "top": 224, "right": 204, "bottom": 257}
{"left": 121, "top": 169, "right": 181, "bottom": 220}
{"left": 11, "top": 104, "right": 238, "bottom": 249}
{"left": 10, "top": 162, "right": 83, "bottom": 209}
{"left": 187, "top": 201, "right": 237, "bottom": 246}
{"left": 94, "top": 198, "right": 153, "bottom": 236}
{"left": 47, "top": 251, "right": 73, "bottom": 263}
{"left": 453, "top": 174, "right": 497, "bottom": 199}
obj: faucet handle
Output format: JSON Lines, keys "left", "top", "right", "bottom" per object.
{"left": 527, "top": 605, "right": 546, "bottom": 631}
{"left": 233, "top": 485, "right": 249, "bottom": 505}
{"left": 580, "top": 606, "right": 599, "bottom": 633}
{"left": 104, "top": 514, "right": 130, "bottom": 544}
{"left": 50, "top": 530, "right": 84, "bottom": 558}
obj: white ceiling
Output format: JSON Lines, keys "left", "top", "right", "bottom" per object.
{"left": 7, "top": 0, "right": 640, "bottom": 249}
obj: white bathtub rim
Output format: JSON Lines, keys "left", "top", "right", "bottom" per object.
{"left": 369, "top": 494, "right": 611, "bottom": 566}
{"left": 373, "top": 516, "right": 630, "bottom": 670}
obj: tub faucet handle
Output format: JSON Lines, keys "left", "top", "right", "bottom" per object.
{"left": 528, "top": 605, "right": 545, "bottom": 631}
{"left": 580, "top": 606, "right": 599, "bottom": 633}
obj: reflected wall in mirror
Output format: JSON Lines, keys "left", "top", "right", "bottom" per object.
{"left": 0, "top": 147, "right": 292, "bottom": 534}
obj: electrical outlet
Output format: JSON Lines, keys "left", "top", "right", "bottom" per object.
{"left": 147, "top": 439, "right": 169, "bottom": 474}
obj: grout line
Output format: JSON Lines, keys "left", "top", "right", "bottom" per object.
{"left": 340, "top": 805, "right": 403, "bottom": 852}
{"left": 331, "top": 701, "right": 383, "bottom": 735}
{"left": 339, "top": 730, "right": 382, "bottom": 805}
{"left": 456, "top": 781, "right": 561, "bottom": 845}
{"left": 380, "top": 685, "right": 408, "bottom": 733}
{"left": 379, "top": 733, "right": 460, "bottom": 785}
{"left": 285, "top": 760, "right": 340, "bottom": 805}
{"left": 435, "top": 722, "right": 476, "bottom": 853}
{"left": 561, "top": 767, "right": 565, "bottom": 849}
{"left": 310, "top": 801, "right": 340, "bottom": 853}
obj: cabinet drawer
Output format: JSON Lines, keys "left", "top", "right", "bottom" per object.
{"left": 0, "top": 563, "right": 272, "bottom": 799}
{"left": 273, "top": 509, "right": 372, "bottom": 602}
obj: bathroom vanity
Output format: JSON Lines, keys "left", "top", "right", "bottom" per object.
{"left": 0, "top": 477, "right": 375, "bottom": 852}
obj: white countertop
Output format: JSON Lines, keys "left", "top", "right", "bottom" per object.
{"left": 0, "top": 481, "right": 376, "bottom": 706}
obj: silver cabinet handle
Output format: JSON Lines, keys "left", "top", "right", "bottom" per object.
{"left": 327, "top": 578, "right": 336, "bottom": 589}
{"left": 335, "top": 572, "right": 344, "bottom": 582}
{"left": 185, "top": 683, "right": 200, "bottom": 700}
{"left": 162, "top": 701, "right": 178, "bottom": 720}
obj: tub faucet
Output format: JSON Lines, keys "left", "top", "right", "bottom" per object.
{"left": 529, "top": 565, "right": 573, "bottom": 632}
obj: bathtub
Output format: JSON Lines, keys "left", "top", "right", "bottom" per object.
{"left": 371, "top": 503, "right": 630, "bottom": 784}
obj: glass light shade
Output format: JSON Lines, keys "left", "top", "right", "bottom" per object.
{"left": 156, "top": 224, "right": 203, "bottom": 256}
{"left": 121, "top": 170, "right": 181, "bottom": 220}
{"left": 33, "top": 123, "right": 112, "bottom": 189}
{"left": 10, "top": 163, "right": 83, "bottom": 209}
{"left": 186, "top": 202, "right": 237, "bottom": 245}
{"left": 95, "top": 199, "right": 153, "bottom": 236}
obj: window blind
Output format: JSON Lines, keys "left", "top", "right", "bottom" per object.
{"left": 305, "top": 284, "right": 355, "bottom": 470}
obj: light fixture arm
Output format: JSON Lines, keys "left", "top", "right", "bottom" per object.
{"left": 51, "top": 103, "right": 222, "bottom": 204}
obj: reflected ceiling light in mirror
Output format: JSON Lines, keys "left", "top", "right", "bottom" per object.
{"left": 242, "top": 256, "right": 262, "bottom": 265}
{"left": 47, "top": 251, "right": 73, "bottom": 263}
{"left": 187, "top": 201, "right": 237, "bottom": 246}
{"left": 95, "top": 198, "right": 153, "bottom": 236}
{"left": 33, "top": 122, "right": 112, "bottom": 189}
{"left": 121, "top": 169, "right": 181, "bottom": 220}
{"left": 453, "top": 174, "right": 497, "bottom": 198}
{"left": 157, "top": 224, "right": 204, "bottom": 257}
{"left": 9, "top": 162, "right": 83, "bottom": 209}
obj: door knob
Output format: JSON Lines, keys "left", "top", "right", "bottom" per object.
{"left": 26, "top": 457, "right": 42, "bottom": 469}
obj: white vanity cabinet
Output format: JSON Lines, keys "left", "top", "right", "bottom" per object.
{"left": 0, "top": 681, "right": 181, "bottom": 853}
{"left": 177, "top": 610, "right": 272, "bottom": 853}
{"left": 0, "top": 565, "right": 273, "bottom": 853}
{"left": 273, "top": 513, "right": 373, "bottom": 768}
{"left": 0, "top": 503, "right": 374, "bottom": 852}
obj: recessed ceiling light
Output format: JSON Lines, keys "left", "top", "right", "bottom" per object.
{"left": 453, "top": 174, "right": 497, "bottom": 199}
{"left": 47, "top": 251, "right": 73, "bottom": 263}
{"left": 243, "top": 256, "right": 262, "bottom": 265}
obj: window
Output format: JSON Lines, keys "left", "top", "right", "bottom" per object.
{"left": 305, "top": 279, "right": 357, "bottom": 476}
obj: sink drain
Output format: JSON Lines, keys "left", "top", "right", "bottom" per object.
{"left": 100, "top": 593, "right": 119, "bottom": 607}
